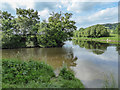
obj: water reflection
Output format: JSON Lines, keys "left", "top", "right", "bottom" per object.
{"left": 2, "top": 47, "right": 77, "bottom": 69}
{"left": 73, "top": 40, "right": 110, "bottom": 55}
{"left": 65, "top": 40, "right": 118, "bottom": 88}
{"left": 116, "top": 44, "right": 120, "bottom": 55}
{"left": 1, "top": 40, "right": 118, "bottom": 88}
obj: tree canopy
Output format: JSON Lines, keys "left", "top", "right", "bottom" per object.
{"left": 37, "top": 12, "right": 76, "bottom": 47}
{"left": 1, "top": 9, "right": 76, "bottom": 48}
{"left": 74, "top": 24, "right": 110, "bottom": 38}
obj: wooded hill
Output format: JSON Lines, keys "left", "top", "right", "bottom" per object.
{"left": 102, "top": 23, "right": 118, "bottom": 30}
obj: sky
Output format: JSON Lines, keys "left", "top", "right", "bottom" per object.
{"left": 0, "top": 0, "right": 119, "bottom": 29}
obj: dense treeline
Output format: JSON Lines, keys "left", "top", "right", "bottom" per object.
{"left": 103, "top": 23, "right": 118, "bottom": 30}
{"left": 0, "top": 8, "right": 76, "bottom": 48}
{"left": 103, "top": 23, "right": 118, "bottom": 34}
{"left": 74, "top": 24, "right": 110, "bottom": 38}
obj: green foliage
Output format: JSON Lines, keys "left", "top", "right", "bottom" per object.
{"left": 60, "top": 79, "right": 84, "bottom": 88}
{"left": 37, "top": 12, "right": 77, "bottom": 47}
{"left": 0, "top": 11, "right": 15, "bottom": 35}
{"left": 1, "top": 10, "right": 76, "bottom": 48}
{"left": 37, "top": 22, "right": 58, "bottom": 47}
{"left": 2, "top": 59, "right": 84, "bottom": 88}
{"left": 2, "top": 59, "right": 55, "bottom": 84}
{"left": 103, "top": 73, "right": 118, "bottom": 88}
{"left": 58, "top": 66, "right": 84, "bottom": 88}
{"left": 16, "top": 8, "right": 40, "bottom": 36}
{"left": 59, "top": 67, "right": 75, "bottom": 80}
{"left": 74, "top": 24, "right": 110, "bottom": 38}
{"left": 112, "top": 25, "right": 118, "bottom": 34}
{"left": 103, "top": 23, "right": 119, "bottom": 34}
{"left": 1, "top": 9, "right": 40, "bottom": 49}
{"left": 16, "top": 8, "right": 40, "bottom": 47}
{"left": 0, "top": 11, "right": 26, "bottom": 49}
{"left": 103, "top": 23, "right": 118, "bottom": 30}
{"left": 2, "top": 35, "right": 26, "bottom": 49}
{"left": 73, "top": 33, "right": 118, "bottom": 44}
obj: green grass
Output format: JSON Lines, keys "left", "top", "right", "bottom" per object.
{"left": 73, "top": 34, "right": 119, "bottom": 44}
{"left": 103, "top": 73, "right": 118, "bottom": 88}
{"left": 2, "top": 59, "right": 84, "bottom": 88}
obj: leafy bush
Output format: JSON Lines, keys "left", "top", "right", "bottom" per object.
{"left": 58, "top": 66, "right": 84, "bottom": 88}
{"left": 2, "top": 59, "right": 84, "bottom": 88}
{"left": 2, "top": 59, "right": 55, "bottom": 84}
{"left": 59, "top": 67, "right": 75, "bottom": 80}
{"left": 2, "top": 35, "right": 26, "bottom": 49}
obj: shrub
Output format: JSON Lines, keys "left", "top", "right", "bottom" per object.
{"left": 2, "top": 59, "right": 55, "bottom": 84}
{"left": 59, "top": 67, "right": 75, "bottom": 80}
{"left": 2, "top": 35, "right": 26, "bottom": 49}
{"left": 2, "top": 59, "right": 84, "bottom": 88}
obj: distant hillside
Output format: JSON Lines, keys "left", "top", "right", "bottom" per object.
{"left": 102, "top": 23, "right": 118, "bottom": 30}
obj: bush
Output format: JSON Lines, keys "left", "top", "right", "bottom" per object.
{"left": 2, "top": 35, "right": 26, "bottom": 49}
{"left": 2, "top": 59, "right": 55, "bottom": 84}
{"left": 59, "top": 67, "right": 75, "bottom": 80}
{"left": 58, "top": 66, "right": 84, "bottom": 88}
{"left": 2, "top": 59, "right": 84, "bottom": 88}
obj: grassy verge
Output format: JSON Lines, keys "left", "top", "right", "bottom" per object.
{"left": 73, "top": 34, "right": 119, "bottom": 44}
{"left": 103, "top": 73, "right": 118, "bottom": 88}
{"left": 2, "top": 59, "right": 84, "bottom": 88}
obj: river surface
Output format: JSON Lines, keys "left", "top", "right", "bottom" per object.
{"left": 1, "top": 40, "right": 119, "bottom": 88}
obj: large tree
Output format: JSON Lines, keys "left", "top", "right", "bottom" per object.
{"left": 16, "top": 8, "right": 40, "bottom": 46}
{"left": 37, "top": 12, "right": 77, "bottom": 47}
{"left": 0, "top": 11, "right": 15, "bottom": 35}
{"left": 0, "top": 11, "right": 26, "bottom": 48}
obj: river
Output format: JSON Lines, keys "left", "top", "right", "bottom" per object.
{"left": 1, "top": 40, "right": 119, "bottom": 88}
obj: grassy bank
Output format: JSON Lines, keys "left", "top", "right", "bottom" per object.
{"left": 2, "top": 59, "right": 84, "bottom": 88}
{"left": 73, "top": 34, "right": 119, "bottom": 44}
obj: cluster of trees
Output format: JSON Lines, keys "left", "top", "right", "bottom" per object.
{"left": 74, "top": 24, "right": 110, "bottom": 38}
{"left": 103, "top": 23, "right": 118, "bottom": 30}
{"left": 37, "top": 12, "right": 76, "bottom": 47}
{"left": 102, "top": 23, "right": 119, "bottom": 34}
{"left": 0, "top": 8, "right": 76, "bottom": 48}
{"left": 112, "top": 26, "right": 118, "bottom": 34}
{"left": 1, "top": 9, "right": 40, "bottom": 48}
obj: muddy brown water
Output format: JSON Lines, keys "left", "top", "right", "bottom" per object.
{"left": 1, "top": 40, "right": 119, "bottom": 88}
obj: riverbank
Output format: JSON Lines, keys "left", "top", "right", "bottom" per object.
{"left": 2, "top": 59, "right": 84, "bottom": 88}
{"left": 73, "top": 34, "right": 119, "bottom": 44}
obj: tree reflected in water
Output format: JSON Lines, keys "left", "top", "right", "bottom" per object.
{"left": 73, "top": 40, "right": 110, "bottom": 55}
{"left": 116, "top": 43, "right": 120, "bottom": 55}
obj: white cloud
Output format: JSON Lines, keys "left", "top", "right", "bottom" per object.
{"left": 56, "top": 3, "right": 62, "bottom": 9}
{"left": 0, "top": 0, "right": 118, "bottom": 27}
{"left": 72, "top": 7, "right": 118, "bottom": 28}
{"left": 63, "top": 0, "right": 119, "bottom": 2}
{"left": 58, "top": 5, "right": 62, "bottom": 8}
{"left": 1, "top": 0, "right": 35, "bottom": 10}
{"left": 88, "top": 7, "right": 118, "bottom": 21}
{"left": 59, "top": 0, "right": 119, "bottom": 13}
{"left": 67, "top": 2, "right": 98, "bottom": 13}
{"left": 38, "top": 8, "right": 50, "bottom": 21}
